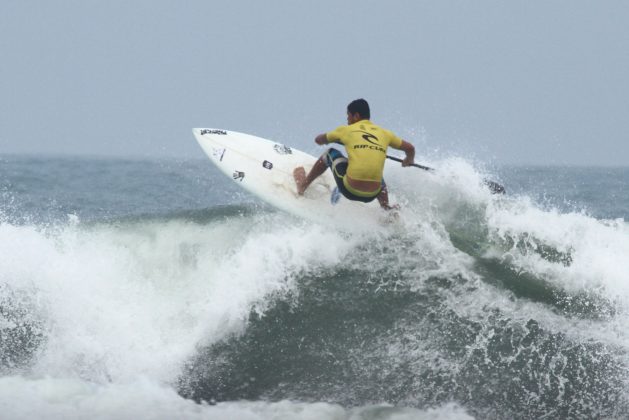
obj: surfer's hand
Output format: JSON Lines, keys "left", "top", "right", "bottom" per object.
{"left": 402, "top": 156, "right": 414, "bottom": 167}
{"left": 315, "top": 134, "right": 328, "bottom": 145}
{"left": 398, "top": 141, "right": 415, "bottom": 167}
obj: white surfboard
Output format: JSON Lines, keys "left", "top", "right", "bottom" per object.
{"left": 192, "top": 128, "right": 389, "bottom": 228}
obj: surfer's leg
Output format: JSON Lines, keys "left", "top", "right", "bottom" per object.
{"left": 376, "top": 181, "right": 398, "bottom": 211}
{"left": 376, "top": 185, "right": 390, "bottom": 209}
{"left": 294, "top": 156, "right": 327, "bottom": 195}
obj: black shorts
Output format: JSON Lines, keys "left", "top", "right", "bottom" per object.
{"left": 323, "top": 148, "right": 385, "bottom": 203}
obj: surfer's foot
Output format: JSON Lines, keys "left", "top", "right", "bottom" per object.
{"left": 293, "top": 167, "right": 307, "bottom": 195}
{"left": 382, "top": 204, "right": 401, "bottom": 211}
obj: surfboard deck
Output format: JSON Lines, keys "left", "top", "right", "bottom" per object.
{"left": 192, "top": 128, "right": 390, "bottom": 228}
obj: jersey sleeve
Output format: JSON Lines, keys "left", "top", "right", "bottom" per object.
{"left": 325, "top": 126, "right": 347, "bottom": 144}
{"left": 387, "top": 130, "right": 403, "bottom": 149}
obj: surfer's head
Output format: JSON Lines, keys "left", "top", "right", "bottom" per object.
{"left": 347, "top": 99, "right": 370, "bottom": 124}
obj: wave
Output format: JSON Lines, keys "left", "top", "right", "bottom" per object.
{"left": 3, "top": 158, "right": 629, "bottom": 418}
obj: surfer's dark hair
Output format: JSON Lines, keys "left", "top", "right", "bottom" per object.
{"left": 347, "top": 99, "right": 370, "bottom": 119}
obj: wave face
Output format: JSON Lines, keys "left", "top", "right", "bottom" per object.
{"left": 2, "top": 157, "right": 629, "bottom": 419}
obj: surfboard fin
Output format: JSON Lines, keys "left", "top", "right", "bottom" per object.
{"left": 330, "top": 187, "right": 341, "bottom": 205}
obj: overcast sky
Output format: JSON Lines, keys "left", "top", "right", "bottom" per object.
{"left": 1, "top": 1, "right": 628, "bottom": 165}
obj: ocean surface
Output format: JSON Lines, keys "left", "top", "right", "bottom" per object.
{"left": 2, "top": 154, "right": 629, "bottom": 419}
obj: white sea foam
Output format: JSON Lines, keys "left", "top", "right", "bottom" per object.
{"left": 486, "top": 198, "right": 629, "bottom": 296}
{"left": 0, "top": 375, "right": 473, "bottom": 420}
{"left": 387, "top": 156, "right": 629, "bottom": 297}
{"left": 0, "top": 214, "right": 359, "bottom": 384}
{"left": 385, "top": 157, "right": 629, "bottom": 345}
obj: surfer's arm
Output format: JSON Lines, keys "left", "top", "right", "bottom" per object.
{"left": 315, "top": 133, "right": 343, "bottom": 146}
{"left": 317, "top": 126, "right": 346, "bottom": 146}
{"left": 391, "top": 140, "right": 415, "bottom": 167}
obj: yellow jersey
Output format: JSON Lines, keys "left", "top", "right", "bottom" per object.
{"left": 325, "top": 120, "right": 403, "bottom": 182}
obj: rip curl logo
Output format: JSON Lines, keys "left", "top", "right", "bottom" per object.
{"left": 353, "top": 130, "right": 380, "bottom": 146}
{"left": 352, "top": 130, "right": 385, "bottom": 153}
{"left": 201, "top": 129, "right": 227, "bottom": 135}
{"left": 353, "top": 144, "right": 386, "bottom": 153}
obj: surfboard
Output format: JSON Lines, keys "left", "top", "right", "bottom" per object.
{"left": 192, "top": 128, "right": 389, "bottom": 228}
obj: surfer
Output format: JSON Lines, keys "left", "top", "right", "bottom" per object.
{"left": 294, "top": 99, "right": 415, "bottom": 210}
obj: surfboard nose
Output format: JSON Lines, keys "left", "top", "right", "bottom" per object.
{"left": 192, "top": 128, "right": 204, "bottom": 144}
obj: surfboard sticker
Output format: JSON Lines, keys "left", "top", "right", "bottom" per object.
{"left": 201, "top": 129, "right": 227, "bottom": 136}
{"left": 232, "top": 171, "right": 245, "bottom": 181}
{"left": 273, "top": 144, "right": 292, "bottom": 155}
{"left": 212, "top": 147, "right": 226, "bottom": 161}
{"left": 262, "top": 160, "right": 273, "bottom": 170}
